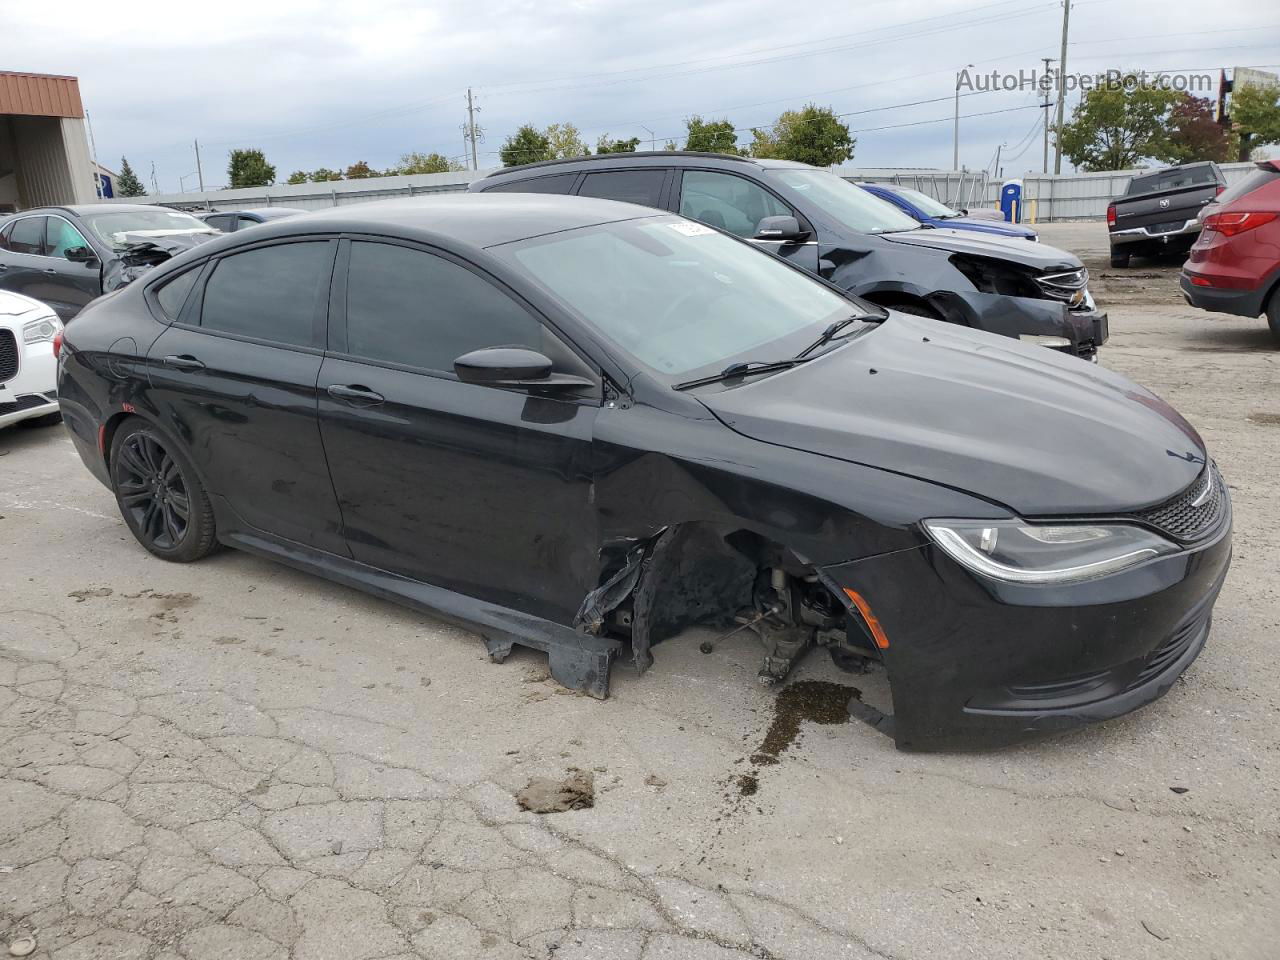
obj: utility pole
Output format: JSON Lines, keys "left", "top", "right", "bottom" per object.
{"left": 1042, "top": 57, "right": 1053, "bottom": 173}
{"left": 466, "top": 88, "right": 479, "bottom": 171}
{"left": 150, "top": 162, "right": 159, "bottom": 194}
{"left": 640, "top": 125, "right": 655, "bottom": 151}
{"left": 1052, "top": 0, "right": 1071, "bottom": 174}
{"left": 194, "top": 139, "right": 205, "bottom": 192}
{"left": 953, "top": 63, "right": 973, "bottom": 171}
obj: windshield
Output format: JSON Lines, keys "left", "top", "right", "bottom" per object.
{"left": 81, "top": 210, "right": 216, "bottom": 251}
{"left": 768, "top": 169, "right": 921, "bottom": 234}
{"left": 893, "top": 187, "right": 960, "bottom": 219}
{"left": 494, "top": 216, "right": 857, "bottom": 378}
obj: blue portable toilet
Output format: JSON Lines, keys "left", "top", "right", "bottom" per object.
{"left": 999, "top": 179, "right": 1023, "bottom": 223}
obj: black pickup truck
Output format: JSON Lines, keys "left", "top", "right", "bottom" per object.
{"left": 1107, "top": 162, "right": 1226, "bottom": 267}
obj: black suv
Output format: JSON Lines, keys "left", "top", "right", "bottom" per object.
{"left": 472, "top": 152, "right": 1108, "bottom": 359}
{"left": 0, "top": 204, "right": 216, "bottom": 320}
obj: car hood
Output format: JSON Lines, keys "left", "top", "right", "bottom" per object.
{"left": 880, "top": 227, "right": 1077, "bottom": 271}
{"left": 0, "top": 289, "right": 53, "bottom": 319}
{"left": 941, "top": 216, "right": 1036, "bottom": 236}
{"left": 695, "top": 312, "right": 1205, "bottom": 516}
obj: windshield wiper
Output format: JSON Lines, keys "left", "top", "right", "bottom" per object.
{"left": 794, "top": 313, "right": 866, "bottom": 359}
{"left": 673, "top": 359, "right": 804, "bottom": 391}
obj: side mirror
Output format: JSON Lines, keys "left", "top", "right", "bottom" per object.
{"left": 753, "top": 216, "right": 808, "bottom": 242}
{"left": 64, "top": 246, "right": 98, "bottom": 264}
{"left": 454, "top": 347, "right": 553, "bottom": 385}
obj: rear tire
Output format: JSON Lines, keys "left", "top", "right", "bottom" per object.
{"left": 1109, "top": 250, "right": 1131, "bottom": 268}
{"left": 1267, "top": 289, "right": 1280, "bottom": 346}
{"left": 109, "top": 417, "right": 218, "bottom": 563}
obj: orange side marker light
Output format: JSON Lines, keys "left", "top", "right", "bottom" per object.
{"left": 843, "top": 588, "right": 890, "bottom": 650}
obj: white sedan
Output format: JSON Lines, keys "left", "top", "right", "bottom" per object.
{"left": 0, "top": 289, "right": 62, "bottom": 429}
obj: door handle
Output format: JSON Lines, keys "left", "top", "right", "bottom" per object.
{"left": 44, "top": 268, "right": 57, "bottom": 275}
{"left": 163, "top": 354, "right": 205, "bottom": 371}
{"left": 327, "top": 383, "right": 384, "bottom": 405}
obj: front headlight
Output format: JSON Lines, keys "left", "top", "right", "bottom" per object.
{"left": 923, "top": 518, "right": 1177, "bottom": 584}
{"left": 22, "top": 316, "right": 61, "bottom": 345}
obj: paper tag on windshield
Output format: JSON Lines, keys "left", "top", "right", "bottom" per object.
{"left": 667, "top": 222, "right": 716, "bottom": 237}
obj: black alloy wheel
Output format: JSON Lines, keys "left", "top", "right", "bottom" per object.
{"left": 110, "top": 419, "right": 217, "bottom": 562}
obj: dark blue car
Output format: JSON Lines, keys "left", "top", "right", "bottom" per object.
{"left": 859, "top": 183, "right": 1038, "bottom": 241}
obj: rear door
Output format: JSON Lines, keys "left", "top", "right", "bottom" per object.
{"left": 144, "top": 238, "right": 349, "bottom": 554}
{"left": 675, "top": 169, "right": 819, "bottom": 273}
{"left": 576, "top": 168, "right": 672, "bottom": 210}
{"left": 0, "top": 217, "right": 53, "bottom": 308}
{"left": 317, "top": 238, "right": 601, "bottom": 621}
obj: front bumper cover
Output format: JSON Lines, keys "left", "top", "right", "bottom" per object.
{"left": 822, "top": 495, "right": 1231, "bottom": 750}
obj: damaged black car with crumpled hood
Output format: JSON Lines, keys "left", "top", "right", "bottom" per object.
{"left": 55, "top": 193, "right": 1228, "bottom": 750}
{"left": 472, "top": 152, "right": 1109, "bottom": 361}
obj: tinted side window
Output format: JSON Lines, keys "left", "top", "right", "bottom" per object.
{"left": 237, "top": 216, "right": 262, "bottom": 230}
{"left": 155, "top": 269, "right": 200, "bottom": 320}
{"left": 204, "top": 215, "right": 234, "bottom": 231}
{"left": 578, "top": 170, "right": 666, "bottom": 207}
{"left": 200, "top": 242, "right": 332, "bottom": 347}
{"left": 9, "top": 217, "right": 47, "bottom": 255}
{"left": 679, "top": 171, "right": 791, "bottom": 238}
{"left": 486, "top": 173, "right": 578, "bottom": 195}
{"left": 345, "top": 241, "right": 540, "bottom": 372}
{"left": 0, "top": 222, "right": 11, "bottom": 251}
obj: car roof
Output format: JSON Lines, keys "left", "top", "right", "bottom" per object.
{"left": 236, "top": 193, "right": 664, "bottom": 248}
{"left": 480, "top": 150, "right": 814, "bottom": 182}
{"left": 207, "top": 207, "right": 300, "bottom": 219}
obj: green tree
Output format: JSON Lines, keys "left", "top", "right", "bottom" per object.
{"left": 1163, "top": 94, "right": 1234, "bottom": 165}
{"left": 501, "top": 125, "right": 554, "bottom": 166}
{"left": 684, "top": 116, "right": 739, "bottom": 154}
{"left": 1057, "top": 83, "right": 1181, "bottom": 171}
{"left": 595, "top": 135, "right": 641, "bottom": 154}
{"left": 1231, "top": 83, "right": 1280, "bottom": 161}
{"left": 308, "top": 168, "right": 343, "bottom": 182}
{"left": 344, "top": 160, "right": 375, "bottom": 179}
{"left": 391, "top": 152, "right": 464, "bottom": 174}
{"left": 545, "top": 122, "right": 590, "bottom": 159}
{"left": 227, "top": 148, "right": 276, "bottom": 188}
{"left": 285, "top": 170, "right": 308, "bottom": 185}
{"left": 750, "top": 104, "right": 854, "bottom": 166}
{"left": 116, "top": 156, "right": 146, "bottom": 197}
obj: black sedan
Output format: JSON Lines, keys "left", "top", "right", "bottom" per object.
{"left": 55, "top": 194, "right": 1231, "bottom": 749}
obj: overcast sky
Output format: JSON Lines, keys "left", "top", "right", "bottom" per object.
{"left": 8, "top": 0, "right": 1279, "bottom": 193}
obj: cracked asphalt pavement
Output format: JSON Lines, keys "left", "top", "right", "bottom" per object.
{"left": 2, "top": 223, "right": 1278, "bottom": 959}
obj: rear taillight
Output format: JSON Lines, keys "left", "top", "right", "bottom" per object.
{"left": 1106, "top": 203, "right": 1116, "bottom": 227}
{"left": 52, "top": 331, "right": 63, "bottom": 358}
{"left": 1202, "top": 211, "right": 1277, "bottom": 237}
{"left": 1216, "top": 184, "right": 1225, "bottom": 196}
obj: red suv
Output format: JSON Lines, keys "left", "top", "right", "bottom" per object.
{"left": 1180, "top": 159, "right": 1280, "bottom": 342}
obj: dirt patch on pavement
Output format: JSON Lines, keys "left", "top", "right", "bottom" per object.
{"left": 516, "top": 767, "right": 595, "bottom": 813}
{"left": 1247, "top": 412, "right": 1280, "bottom": 426}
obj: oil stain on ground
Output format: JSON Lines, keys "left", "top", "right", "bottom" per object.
{"left": 750, "top": 680, "right": 859, "bottom": 769}
{"left": 1247, "top": 411, "right": 1280, "bottom": 426}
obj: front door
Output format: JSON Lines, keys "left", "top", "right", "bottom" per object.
{"left": 317, "top": 239, "right": 600, "bottom": 623}
{"left": 144, "top": 238, "right": 348, "bottom": 554}
{"left": 676, "top": 169, "right": 820, "bottom": 274}
{"left": 43, "top": 216, "right": 101, "bottom": 316}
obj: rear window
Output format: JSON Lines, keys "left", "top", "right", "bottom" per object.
{"left": 1215, "top": 164, "right": 1280, "bottom": 206}
{"left": 1126, "top": 165, "right": 1219, "bottom": 196}
{"left": 577, "top": 170, "right": 666, "bottom": 207}
{"left": 485, "top": 173, "right": 578, "bottom": 195}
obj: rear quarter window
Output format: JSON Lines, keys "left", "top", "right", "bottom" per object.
{"left": 155, "top": 268, "right": 200, "bottom": 320}
{"left": 484, "top": 173, "right": 578, "bottom": 194}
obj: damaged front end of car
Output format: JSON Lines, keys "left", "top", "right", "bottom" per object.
{"left": 102, "top": 233, "right": 219, "bottom": 292}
